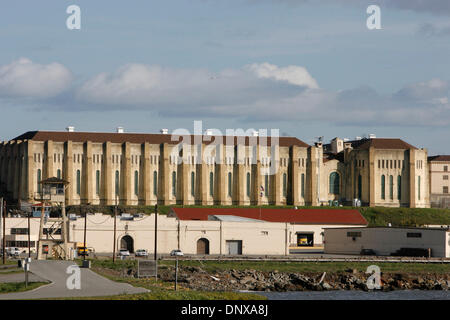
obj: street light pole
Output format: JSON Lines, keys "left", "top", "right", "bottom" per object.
{"left": 112, "top": 196, "right": 117, "bottom": 263}
{"left": 27, "top": 212, "right": 31, "bottom": 258}
{"left": 175, "top": 256, "right": 178, "bottom": 291}
{"left": 1, "top": 198, "right": 5, "bottom": 265}
{"left": 154, "top": 204, "right": 158, "bottom": 261}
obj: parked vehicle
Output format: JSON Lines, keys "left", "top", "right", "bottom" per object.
{"left": 77, "top": 246, "right": 89, "bottom": 256}
{"left": 118, "top": 249, "right": 130, "bottom": 257}
{"left": 360, "top": 249, "right": 376, "bottom": 256}
{"left": 170, "top": 249, "right": 184, "bottom": 256}
{"left": 135, "top": 249, "right": 148, "bottom": 257}
{"left": 6, "top": 247, "right": 21, "bottom": 257}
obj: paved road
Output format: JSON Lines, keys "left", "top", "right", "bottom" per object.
{"left": 0, "top": 260, "right": 148, "bottom": 300}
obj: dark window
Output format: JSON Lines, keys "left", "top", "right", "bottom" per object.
{"left": 347, "top": 232, "right": 362, "bottom": 237}
{"left": 329, "top": 172, "right": 340, "bottom": 194}
{"left": 191, "top": 172, "right": 195, "bottom": 197}
{"left": 76, "top": 170, "right": 81, "bottom": 195}
{"left": 407, "top": 232, "right": 421, "bottom": 238}
{"left": 381, "top": 175, "right": 385, "bottom": 200}
{"left": 153, "top": 171, "right": 158, "bottom": 196}
{"left": 246, "top": 172, "right": 250, "bottom": 197}
{"left": 209, "top": 172, "right": 214, "bottom": 196}
{"left": 11, "top": 228, "right": 29, "bottom": 235}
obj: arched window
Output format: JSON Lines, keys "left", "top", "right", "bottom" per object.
{"left": 329, "top": 172, "right": 340, "bottom": 194}
{"left": 191, "top": 172, "right": 195, "bottom": 197}
{"left": 37, "top": 169, "right": 42, "bottom": 193}
{"left": 397, "top": 175, "right": 401, "bottom": 200}
{"left": 76, "top": 170, "right": 81, "bottom": 195}
{"left": 418, "top": 176, "right": 421, "bottom": 200}
{"left": 209, "top": 172, "right": 214, "bottom": 196}
{"left": 228, "top": 172, "right": 232, "bottom": 197}
{"left": 134, "top": 171, "right": 139, "bottom": 196}
{"left": 265, "top": 175, "right": 269, "bottom": 197}
{"left": 172, "top": 171, "right": 177, "bottom": 196}
{"left": 57, "top": 169, "right": 61, "bottom": 180}
{"left": 301, "top": 173, "right": 305, "bottom": 198}
{"left": 381, "top": 175, "right": 385, "bottom": 200}
{"left": 246, "top": 172, "right": 251, "bottom": 197}
{"left": 96, "top": 170, "right": 100, "bottom": 195}
{"left": 115, "top": 170, "right": 120, "bottom": 196}
{"left": 153, "top": 171, "right": 158, "bottom": 196}
{"left": 389, "top": 175, "right": 394, "bottom": 200}
{"left": 283, "top": 173, "right": 287, "bottom": 197}
{"left": 358, "top": 174, "right": 362, "bottom": 199}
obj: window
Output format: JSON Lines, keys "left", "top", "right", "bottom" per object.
{"left": 209, "top": 172, "right": 214, "bottom": 196}
{"left": 397, "top": 175, "right": 402, "bottom": 200}
{"left": 381, "top": 175, "right": 385, "bottom": 200}
{"left": 347, "top": 232, "right": 362, "bottom": 237}
{"left": 389, "top": 175, "right": 394, "bottom": 200}
{"left": 191, "top": 172, "right": 195, "bottom": 197}
{"left": 76, "top": 170, "right": 81, "bottom": 195}
{"left": 418, "top": 176, "right": 421, "bottom": 200}
{"left": 172, "top": 171, "right": 177, "bottom": 196}
{"left": 444, "top": 175, "right": 449, "bottom": 180}
{"left": 11, "top": 228, "right": 29, "bottom": 235}
{"left": 283, "top": 173, "right": 287, "bottom": 197}
{"left": 301, "top": 173, "right": 305, "bottom": 198}
{"left": 153, "top": 171, "right": 158, "bottom": 196}
{"left": 444, "top": 166, "right": 448, "bottom": 172}
{"left": 96, "top": 170, "right": 100, "bottom": 195}
{"left": 228, "top": 172, "right": 232, "bottom": 197}
{"left": 115, "top": 171, "right": 120, "bottom": 196}
{"left": 246, "top": 172, "right": 251, "bottom": 197}
{"left": 264, "top": 175, "right": 269, "bottom": 197}
{"left": 329, "top": 172, "right": 340, "bottom": 194}
{"left": 444, "top": 186, "right": 449, "bottom": 194}
{"left": 358, "top": 174, "right": 362, "bottom": 199}
{"left": 37, "top": 169, "right": 42, "bottom": 193}
{"left": 57, "top": 169, "right": 61, "bottom": 179}
{"left": 134, "top": 171, "right": 139, "bottom": 196}
{"left": 407, "top": 232, "right": 421, "bottom": 238}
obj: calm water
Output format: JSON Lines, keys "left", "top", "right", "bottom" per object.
{"left": 257, "top": 290, "right": 450, "bottom": 300}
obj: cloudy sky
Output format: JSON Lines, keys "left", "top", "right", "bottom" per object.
{"left": 0, "top": 0, "right": 449, "bottom": 154}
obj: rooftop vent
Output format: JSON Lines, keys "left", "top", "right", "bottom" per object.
{"left": 66, "top": 126, "right": 75, "bottom": 132}
{"left": 205, "top": 129, "right": 213, "bottom": 136}
{"left": 369, "top": 133, "right": 376, "bottom": 139}
{"left": 160, "top": 128, "right": 169, "bottom": 134}
{"left": 116, "top": 127, "right": 124, "bottom": 133}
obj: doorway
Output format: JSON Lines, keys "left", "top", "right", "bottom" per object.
{"left": 196, "top": 238, "right": 210, "bottom": 255}
{"left": 120, "top": 235, "right": 134, "bottom": 253}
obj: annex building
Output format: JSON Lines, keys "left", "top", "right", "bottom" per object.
{"left": 0, "top": 128, "right": 431, "bottom": 208}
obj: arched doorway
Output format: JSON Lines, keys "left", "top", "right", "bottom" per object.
{"left": 196, "top": 238, "right": 210, "bottom": 255}
{"left": 121, "top": 235, "right": 134, "bottom": 253}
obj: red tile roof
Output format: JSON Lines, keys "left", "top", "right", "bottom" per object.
{"left": 428, "top": 155, "right": 450, "bottom": 162}
{"left": 170, "top": 208, "right": 368, "bottom": 225}
{"left": 350, "top": 138, "right": 417, "bottom": 150}
{"left": 11, "top": 131, "right": 309, "bottom": 148}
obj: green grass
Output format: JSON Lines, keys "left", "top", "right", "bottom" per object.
{"left": 0, "top": 282, "right": 48, "bottom": 294}
{"left": 158, "top": 260, "right": 450, "bottom": 274}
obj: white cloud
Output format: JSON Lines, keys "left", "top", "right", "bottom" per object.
{"left": 0, "top": 58, "right": 73, "bottom": 99}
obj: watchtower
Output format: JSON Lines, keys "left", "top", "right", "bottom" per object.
{"left": 35, "top": 178, "right": 71, "bottom": 260}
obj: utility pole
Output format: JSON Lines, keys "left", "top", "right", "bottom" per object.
{"left": 83, "top": 208, "right": 87, "bottom": 261}
{"left": 154, "top": 204, "right": 158, "bottom": 261}
{"left": 112, "top": 197, "right": 117, "bottom": 263}
{"left": 27, "top": 212, "right": 31, "bottom": 258}
{"left": 1, "top": 198, "right": 5, "bottom": 264}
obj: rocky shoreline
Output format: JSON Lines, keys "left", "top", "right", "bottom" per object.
{"left": 156, "top": 266, "right": 450, "bottom": 292}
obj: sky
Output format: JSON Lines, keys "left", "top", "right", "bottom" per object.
{"left": 0, "top": 0, "right": 449, "bottom": 154}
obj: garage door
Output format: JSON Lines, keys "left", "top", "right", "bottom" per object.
{"left": 226, "top": 240, "right": 242, "bottom": 255}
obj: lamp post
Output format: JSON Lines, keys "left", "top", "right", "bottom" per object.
{"left": 170, "top": 249, "right": 183, "bottom": 291}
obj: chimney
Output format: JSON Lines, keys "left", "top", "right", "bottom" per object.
{"left": 116, "top": 127, "right": 124, "bottom": 133}
{"left": 66, "top": 126, "right": 75, "bottom": 132}
{"left": 160, "top": 128, "right": 169, "bottom": 134}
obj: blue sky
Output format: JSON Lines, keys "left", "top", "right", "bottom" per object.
{"left": 0, "top": 0, "right": 449, "bottom": 154}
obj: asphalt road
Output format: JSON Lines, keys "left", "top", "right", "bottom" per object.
{"left": 0, "top": 260, "right": 148, "bottom": 300}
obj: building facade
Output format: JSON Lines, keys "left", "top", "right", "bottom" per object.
{"left": 0, "top": 129, "right": 431, "bottom": 208}
{"left": 428, "top": 155, "right": 450, "bottom": 208}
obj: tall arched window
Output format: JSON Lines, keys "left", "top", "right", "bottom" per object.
{"left": 76, "top": 170, "right": 81, "bottom": 195}
{"left": 283, "top": 173, "right": 287, "bottom": 197}
{"left": 418, "top": 176, "right": 421, "bottom": 200}
{"left": 381, "top": 175, "right": 385, "bottom": 200}
{"left": 264, "top": 175, "right": 269, "bottom": 197}
{"left": 228, "top": 172, "right": 232, "bottom": 197}
{"left": 246, "top": 172, "right": 251, "bottom": 197}
{"left": 191, "top": 172, "right": 195, "bottom": 197}
{"left": 134, "top": 171, "right": 139, "bottom": 196}
{"left": 57, "top": 169, "right": 61, "bottom": 180}
{"left": 301, "top": 173, "right": 305, "bottom": 198}
{"left": 329, "top": 172, "right": 340, "bottom": 194}
{"left": 115, "top": 170, "right": 120, "bottom": 196}
{"left": 389, "top": 175, "right": 394, "bottom": 200}
{"left": 209, "top": 172, "right": 214, "bottom": 196}
{"left": 172, "top": 171, "right": 177, "bottom": 196}
{"left": 153, "top": 171, "right": 158, "bottom": 196}
{"left": 358, "top": 174, "right": 362, "bottom": 199}
{"left": 96, "top": 170, "right": 100, "bottom": 195}
{"left": 37, "top": 169, "right": 42, "bottom": 193}
{"left": 397, "top": 175, "right": 401, "bottom": 200}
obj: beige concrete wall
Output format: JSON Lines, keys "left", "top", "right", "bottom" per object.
{"left": 324, "top": 227, "right": 448, "bottom": 257}
{"left": 429, "top": 160, "right": 450, "bottom": 208}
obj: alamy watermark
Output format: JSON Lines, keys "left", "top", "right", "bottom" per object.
{"left": 66, "top": 265, "right": 81, "bottom": 290}
{"left": 366, "top": 265, "right": 381, "bottom": 289}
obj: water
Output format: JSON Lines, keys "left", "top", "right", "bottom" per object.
{"left": 258, "top": 290, "right": 450, "bottom": 300}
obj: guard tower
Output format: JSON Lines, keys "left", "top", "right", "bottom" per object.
{"left": 35, "top": 178, "right": 71, "bottom": 260}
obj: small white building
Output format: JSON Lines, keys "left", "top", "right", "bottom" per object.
{"left": 324, "top": 227, "right": 450, "bottom": 257}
